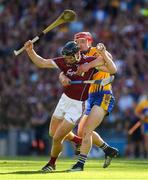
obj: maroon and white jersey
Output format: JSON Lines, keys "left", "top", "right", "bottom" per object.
{"left": 52, "top": 55, "right": 97, "bottom": 101}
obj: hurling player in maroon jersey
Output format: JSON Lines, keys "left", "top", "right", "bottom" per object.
{"left": 59, "top": 32, "right": 118, "bottom": 170}
{"left": 24, "top": 40, "right": 107, "bottom": 172}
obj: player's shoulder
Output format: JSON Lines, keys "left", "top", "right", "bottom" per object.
{"left": 52, "top": 56, "right": 64, "bottom": 61}
{"left": 52, "top": 56, "right": 65, "bottom": 64}
{"left": 51, "top": 56, "right": 65, "bottom": 68}
{"left": 140, "top": 99, "right": 148, "bottom": 106}
{"left": 136, "top": 100, "right": 147, "bottom": 111}
{"left": 90, "top": 46, "right": 97, "bottom": 52}
{"left": 87, "top": 47, "right": 100, "bottom": 57}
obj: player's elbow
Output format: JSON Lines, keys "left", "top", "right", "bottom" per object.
{"left": 110, "top": 66, "right": 117, "bottom": 74}
{"left": 38, "top": 60, "right": 54, "bottom": 68}
{"left": 36, "top": 63, "right": 45, "bottom": 68}
{"left": 31, "top": 59, "right": 47, "bottom": 68}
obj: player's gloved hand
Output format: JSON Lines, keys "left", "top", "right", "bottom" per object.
{"left": 76, "top": 63, "right": 90, "bottom": 76}
{"left": 59, "top": 72, "right": 71, "bottom": 86}
{"left": 24, "top": 40, "right": 34, "bottom": 53}
{"left": 97, "top": 43, "right": 106, "bottom": 52}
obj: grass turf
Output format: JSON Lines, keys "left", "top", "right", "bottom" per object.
{"left": 0, "top": 157, "right": 148, "bottom": 180}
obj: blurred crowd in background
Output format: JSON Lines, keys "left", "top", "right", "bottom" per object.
{"left": 0, "top": 0, "right": 147, "bottom": 157}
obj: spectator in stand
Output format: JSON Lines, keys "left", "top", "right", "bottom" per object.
{"left": 31, "top": 102, "right": 49, "bottom": 155}
{"left": 135, "top": 93, "right": 148, "bottom": 158}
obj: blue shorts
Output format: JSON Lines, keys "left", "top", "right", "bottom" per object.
{"left": 85, "top": 91, "right": 115, "bottom": 115}
{"left": 144, "top": 123, "right": 148, "bottom": 134}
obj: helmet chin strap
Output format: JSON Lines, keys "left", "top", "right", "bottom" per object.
{"left": 74, "top": 52, "right": 81, "bottom": 62}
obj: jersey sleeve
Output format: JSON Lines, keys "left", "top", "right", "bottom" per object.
{"left": 135, "top": 101, "right": 144, "bottom": 114}
{"left": 52, "top": 57, "right": 64, "bottom": 70}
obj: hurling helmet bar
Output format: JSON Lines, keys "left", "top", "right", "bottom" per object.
{"left": 74, "top": 32, "right": 93, "bottom": 43}
{"left": 61, "top": 41, "right": 80, "bottom": 56}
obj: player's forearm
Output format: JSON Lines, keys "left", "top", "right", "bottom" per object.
{"left": 101, "top": 51, "right": 117, "bottom": 74}
{"left": 26, "top": 49, "right": 49, "bottom": 68}
{"left": 88, "top": 56, "right": 104, "bottom": 69}
{"left": 76, "top": 56, "right": 105, "bottom": 74}
{"left": 25, "top": 40, "right": 57, "bottom": 68}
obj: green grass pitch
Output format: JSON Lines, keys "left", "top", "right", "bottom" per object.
{"left": 0, "top": 157, "right": 148, "bottom": 180}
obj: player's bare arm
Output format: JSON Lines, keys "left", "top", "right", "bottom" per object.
{"left": 24, "top": 40, "right": 58, "bottom": 68}
{"left": 96, "top": 43, "right": 117, "bottom": 74}
{"left": 76, "top": 56, "right": 104, "bottom": 75}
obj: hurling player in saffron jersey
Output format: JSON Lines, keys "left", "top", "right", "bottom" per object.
{"left": 71, "top": 32, "right": 118, "bottom": 171}
{"left": 24, "top": 39, "right": 116, "bottom": 172}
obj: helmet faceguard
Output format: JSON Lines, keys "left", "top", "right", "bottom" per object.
{"left": 61, "top": 41, "right": 80, "bottom": 56}
{"left": 61, "top": 41, "right": 80, "bottom": 64}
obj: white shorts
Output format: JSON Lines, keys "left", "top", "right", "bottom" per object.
{"left": 53, "top": 93, "right": 85, "bottom": 124}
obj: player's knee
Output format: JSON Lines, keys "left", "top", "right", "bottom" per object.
{"left": 53, "top": 134, "right": 62, "bottom": 143}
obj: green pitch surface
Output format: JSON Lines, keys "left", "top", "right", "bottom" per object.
{"left": 0, "top": 157, "right": 148, "bottom": 180}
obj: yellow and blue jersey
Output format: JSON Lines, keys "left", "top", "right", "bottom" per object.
{"left": 84, "top": 47, "right": 115, "bottom": 115}
{"left": 135, "top": 99, "right": 148, "bottom": 134}
{"left": 85, "top": 47, "right": 112, "bottom": 93}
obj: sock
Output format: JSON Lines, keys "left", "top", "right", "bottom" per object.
{"left": 77, "top": 154, "right": 87, "bottom": 168}
{"left": 71, "top": 135, "right": 82, "bottom": 144}
{"left": 48, "top": 157, "right": 57, "bottom": 166}
{"left": 100, "top": 143, "right": 110, "bottom": 153}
